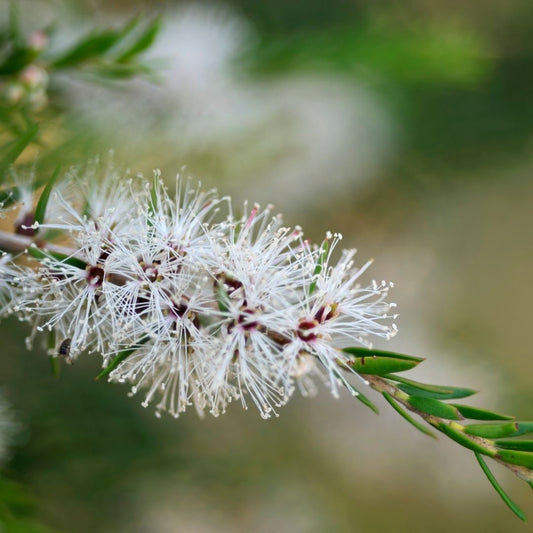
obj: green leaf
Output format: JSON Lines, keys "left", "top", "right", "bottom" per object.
{"left": 52, "top": 30, "right": 121, "bottom": 68}
{"left": 451, "top": 404, "right": 514, "bottom": 421}
{"left": 438, "top": 422, "right": 497, "bottom": 457}
{"left": 387, "top": 374, "right": 477, "bottom": 400}
{"left": 382, "top": 391, "right": 436, "bottom": 438}
{"left": 495, "top": 440, "right": 533, "bottom": 452}
{"left": 34, "top": 165, "right": 61, "bottom": 227}
{"left": 344, "top": 347, "right": 425, "bottom": 362}
{"left": 96, "top": 337, "right": 148, "bottom": 380}
{"left": 117, "top": 17, "right": 161, "bottom": 63}
{"left": 465, "top": 422, "right": 533, "bottom": 439}
{"left": 216, "top": 281, "right": 231, "bottom": 313}
{"left": 407, "top": 396, "right": 462, "bottom": 420}
{"left": 308, "top": 238, "right": 328, "bottom": 296}
{"left": 26, "top": 245, "right": 87, "bottom": 270}
{"left": 0, "top": 123, "right": 39, "bottom": 182}
{"left": 343, "top": 347, "right": 424, "bottom": 375}
{"left": 349, "top": 385, "right": 378, "bottom": 414}
{"left": 475, "top": 452, "right": 526, "bottom": 521}
{"left": 497, "top": 449, "right": 533, "bottom": 469}
{"left": 347, "top": 354, "right": 421, "bottom": 375}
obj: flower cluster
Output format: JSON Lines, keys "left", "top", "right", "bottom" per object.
{"left": 1, "top": 165, "right": 397, "bottom": 419}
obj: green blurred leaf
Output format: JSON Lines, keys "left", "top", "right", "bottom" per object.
{"left": 451, "top": 404, "right": 514, "bottom": 421}
{"left": 438, "top": 422, "right": 497, "bottom": 456}
{"left": 216, "top": 281, "right": 231, "bottom": 313}
{"left": 0, "top": 123, "right": 38, "bottom": 182}
{"left": 96, "top": 337, "right": 148, "bottom": 380}
{"left": 495, "top": 440, "right": 533, "bottom": 452}
{"left": 465, "top": 422, "right": 521, "bottom": 439}
{"left": 349, "top": 385, "right": 378, "bottom": 414}
{"left": 466, "top": 422, "right": 533, "bottom": 439}
{"left": 343, "top": 347, "right": 424, "bottom": 362}
{"left": 497, "top": 449, "right": 533, "bottom": 470}
{"left": 382, "top": 391, "right": 436, "bottom": 438}
{"left": 247, "top": 23, "right": 490, "bottom": 86}
{"left": 52, "top": 30, "right": 121, "bottom": 68}
{"left": 475, "top": 453, "right": 526, "bottom": 522}
{"left": 117, "top": 17, "right": 161, "bottom": 63}
{"left": 347, "top": 354, "right": 421, "bottom": 375}
{"left": 34, "top": 165, "right": 60, "bottom": 227}
{"left": 387, "top": 374, "right": 477, "bottom": 400}
{"left": 407, "top": 396, "right": 462, "bottom": 420}
{"left": 26, "top": 245, "right": 87, "bottom": 270}
{"left": 343, "top": 347, "right": 423, "bottom": 375}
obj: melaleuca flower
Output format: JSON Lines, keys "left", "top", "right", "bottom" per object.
{"left": 15, "top": 238, "right": 118, "bottom": 359}
{"left": 198, "top": 203, "right": 308, "bottom": 418}
{"left": 282, "top": 234, "right": 398, "bottom": 398}
{"left": 41, "top": 159, "right": 144, "bottom": 242}
{"left": 0, "top": 164, "right": 398, "bottom": 419}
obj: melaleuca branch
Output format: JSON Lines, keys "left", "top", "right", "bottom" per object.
{"left": 339, "top": 349, "right": 533, "bottom": 520}
{"left": 0, "top": 163, "right": 531, "bottom": 521}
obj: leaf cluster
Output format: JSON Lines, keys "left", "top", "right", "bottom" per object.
{"left": 342, "top": 346, "right": 533, "bottom": 521}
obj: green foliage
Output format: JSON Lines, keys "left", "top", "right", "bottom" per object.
{"left": 0, "top": 475, "right": 57, "bottom": 533}
{"left": 387, "top": 374, "right": 477, "bottom": 400}
{"left": 343, "top": 347, "right": 424, "bottom": 375}
{"left": 476, "top": 453, "right": 526, "bottom": 522}
{"left": 96, "top": 337, "right": 149, "bottom": 381}
{"left": 34, "top": 166, "right": 61, "bottom": 227}
{"left": 246, "top": 23, "right": 490, "bottom": 86}
{"left": 342, "top": 346, "right": 533, "bottom": 520}
{"left": 26, "top": 246, "right": 87, "bottom": 270}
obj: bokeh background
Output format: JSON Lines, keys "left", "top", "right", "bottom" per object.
{"left": 2, "top": 0, "right": 533, "bottom": 531}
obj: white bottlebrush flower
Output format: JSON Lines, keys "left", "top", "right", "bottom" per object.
{"left": 0, "top": 164, "right": 398, "bottom": 419}
{"left": 282, "top": 234, "right": 398, "bottom": 398}
{"left": 41, "top": 157, "right": 145, "bottom": 242}
{"left": 15, "top": 243, "right": 115, "bottom": 359}
{"left": 198, "top": 203, "right": 308, "bottom": 418}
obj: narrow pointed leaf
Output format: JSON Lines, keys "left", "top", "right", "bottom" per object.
{"left": 117, "top": 17, "right": 161, "bottom": 63}
{"left": 497, "top": 449, "right": 533, "bottom": 469}
{"left": 438, "top": 422, "right": 497, "bottom": 457}
{"left": 96, "top": 337, "right": 148, "bottom": 380}
{"left": 344, "top": 347, "right": 424, "bottom": 362}
{"left": 495, "top": 440, "right": 533, "bottom": 452}
{"left": 34, "top": 165, "right": 61, "bottom": 226}
{"left": 408, "top": 396, "right": 462, "bottom": 420}
{"left": 382, "top": 391, "right": 436, "bottom": 438}
{"left": 216, "top": 282, "right": 231, "bottom": 313}
{"left": 53, "top": 31, "right": 121, "bottom": 68}
{"left": 0, "top": 123, "right": 38, "bottom": 181}
{"left": 348, "top": 354, "right": 421, "bottom": 375}
{"left": 351, "top": 386, "right": 378, "bottom": 414}
{"left": 465, "top": 422, "right": 533, "bottom": 439}
{"left": 451, "top": 404, "right": 514, "bottom": 421}
{"left": 475, "top": 452, "right": 526, "bottom": 521}
{"left": 27, "top": 245, "right": 87, "bottom": 270}
{"left": 465, "top": 422, "right": 520, "bottom": 439}
{"left": 387, "top": 374, "right": 477, "bottom": 400}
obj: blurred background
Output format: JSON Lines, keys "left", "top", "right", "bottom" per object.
{"left": 1, "top": 0, "right": 533, "bottom": 531}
